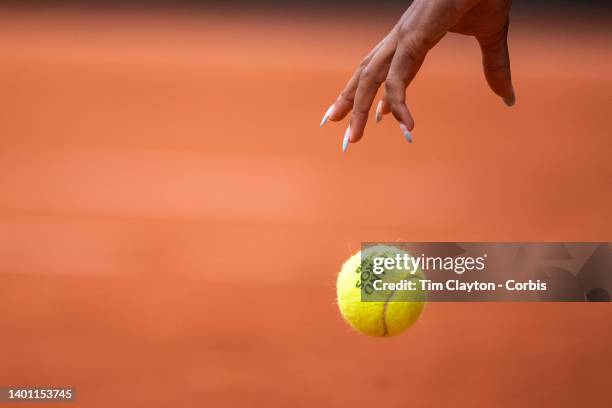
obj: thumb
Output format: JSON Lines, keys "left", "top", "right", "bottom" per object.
{"left": 477, "top": 21, "right": 515, "bottom": 106}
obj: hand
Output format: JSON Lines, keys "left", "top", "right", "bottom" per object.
{"left": 320, "top": 0, "right": 515, "bottom": 151}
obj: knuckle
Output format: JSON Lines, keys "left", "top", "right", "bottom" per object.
{"left": 479, "top": 34, "right": 504, "bottom": 49}
{"left": 384, "top": 77, "right": 402, "bottom": 95}
{"left": 357, "top": 58, "right": 369, "bottom": 70}
{"left": 353, "top": 104, "right": 369, "bottom": 115}
{"left": 339, "top": 90, "right": 354, "bottom": 103}
{"left": 479, "top": 26, "right": 509, "bottom": 50}
{"left": 398, "top": 31, "right": 430, "bottom": 59}
{"left": 359, "top": 68, "right": 384, "bottom": 87}
{"left": 397, "top": 23, "right": 413, "bottom": 39}
{"left": 359, "top": 68, "right": 372, "bottom": 81}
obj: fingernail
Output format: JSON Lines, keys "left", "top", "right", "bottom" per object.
{"left": 320, "top": 104, "right": 335, "bottom": 127}
{"left": 399, "top": 123, "right": 412, "bottom": 143}
{"left": 342, "top": 125, "right": 351, "bottom": 153}
{"left": 503, "top": 89, "right": 516, "bottom": 107}
{"left": 375, "top": 100, "right": 383, "bottom": 123}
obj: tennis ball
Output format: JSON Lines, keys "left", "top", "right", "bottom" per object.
{"left": 336, "top": 245, "right": 425, "bottom": 337}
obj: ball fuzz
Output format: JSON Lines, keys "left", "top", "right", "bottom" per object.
{"left": 336, "top": 245, "right": 425, "bottom": 337}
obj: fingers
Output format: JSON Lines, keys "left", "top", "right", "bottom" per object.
{"left": 384, "top": 41, "right": 429, "bottom": 135}
{"left": 348, "top": 45, "right": 395, "bottom": 142}
{"left": 323, "top": 68, "right": 360, "bottom": 125}
{"left": 382, "top": 1, "right": 449, "bottom": 136}
{"left": 320, "top": 38, "right": 388, "bottom": 127}
{"left": 321, "top": 0, "right": 460, "bottom": 148}
{"left": 377, "top": 53, "right": 423, "bottom": 125}
{"left": 477, "top": 20, "right": 515, "bottom": 106}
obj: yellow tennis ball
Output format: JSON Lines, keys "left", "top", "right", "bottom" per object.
{"left": 336, "top": 245, "right": 425, "bottom": 337}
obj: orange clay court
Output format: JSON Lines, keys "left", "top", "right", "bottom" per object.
{"left": 0, "top": 8, "right": 610, "bottom": 408}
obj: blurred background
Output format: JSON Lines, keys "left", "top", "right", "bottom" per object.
{"left": 0, "top": 1, "right": 611, "bottom": 407}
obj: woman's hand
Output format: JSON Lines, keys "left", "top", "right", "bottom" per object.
{"left": 320, "top": 0, "right": 514, "bottom": 151}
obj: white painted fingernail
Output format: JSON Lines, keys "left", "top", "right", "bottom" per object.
{"left": 320, "top": 104, "right": 335, "bottom": 127}
{"left": 342, "top": 125, "right": 351, "bottom": 153}
{"left": 375, "top": 100, "right": 383, "bottom": 123}
{"left": 399, "top": 123, "right": 412, "bottom": 143}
